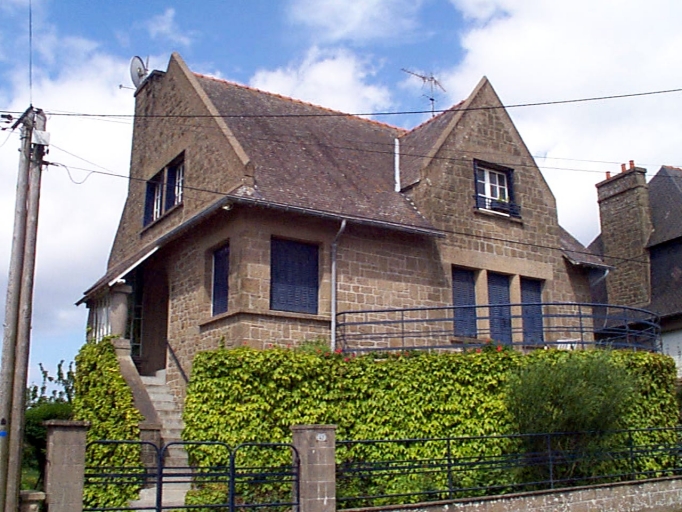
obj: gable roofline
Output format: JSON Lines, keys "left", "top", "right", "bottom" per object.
{"left": 168, "top": 52, "right": 253, "bottom": 173}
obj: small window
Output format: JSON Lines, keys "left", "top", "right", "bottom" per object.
{"left": 212, "top": 243, "right": 230, "bottom": 315}
{"left": 474, "top": 160, "right": 520, "bottom": 217}
{"left": 452, "top": 267, "right": 477, "bottom": 337}
{"left": 143, "top": 153, "right": 185, "bottom": 226}
{"left": 270, "top": 238, "right": 319, "bottom": 314}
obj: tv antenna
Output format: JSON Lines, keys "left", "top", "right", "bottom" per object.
{"left": 401, "top": 68, "right": 446, "bottom": 117}
{"left": 130, "top": 56, "right": 149, "bottom": 89}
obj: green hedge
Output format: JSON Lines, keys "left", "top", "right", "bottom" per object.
{"left": 73, "top": 337, "right": 144, "bottom": 509}
{"left": 183, "top": 346, "right": 678, "bottom": 504}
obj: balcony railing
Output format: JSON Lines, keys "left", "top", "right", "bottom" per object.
{"left": 336, "top": 302, "right": 660, "bottom": 353}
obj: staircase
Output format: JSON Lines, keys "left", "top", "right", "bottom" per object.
{"left": 130, "top": 370, "right": 190, "bottom": 509}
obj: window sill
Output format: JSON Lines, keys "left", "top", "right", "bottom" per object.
{"left": 474, "top": 207, "right": 523, "bottom": 224}
{"left": 200, "top": 308, "right": 330, "bottom": 331}
{"left": 141, "top": 203, "right": 183, "bottom": 234}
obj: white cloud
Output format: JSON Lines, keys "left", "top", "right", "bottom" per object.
{"left": 288, "top": 0, "right": 425, "bottom": 43}
{"left": 146, "top": 8, "right": 192, "bottom": 47}
{"left": 0, "top": 45, "right": 133, "bottom": 364}
{"left": 442, "top": 0, "right": 682, "bottom": 244}
{"left": 250, "top": 47, "right": 393, "bottom": 115}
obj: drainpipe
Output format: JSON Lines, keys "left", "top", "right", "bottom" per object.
{"left": 330, "top": 219, "right": 347, "bottom": 352}
{"left": 394, "top": 138, "right": 401, "bottom": 192}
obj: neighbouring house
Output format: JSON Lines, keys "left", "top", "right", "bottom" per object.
{"left": 590, "top": 162, "right": 682, "bottom": 375}
{"left": 79, "top": 52, "right": 611, "bottom": 404}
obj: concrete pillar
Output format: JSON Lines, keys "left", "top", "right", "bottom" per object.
{"left": 109, "top": 283, "right": 133, "bottom": 338}
{"left": 44, "top": 420, "right": 89, "bottom": 512}
{"left": 291, "top": 425, "right": 336, "bottom": 512}
{"left": 19, "top": 491, "right": 45, "bottom": 512}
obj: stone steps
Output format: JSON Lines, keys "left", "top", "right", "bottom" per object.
{"left": 132, "top": 370, "right": 190, "bottom": 508}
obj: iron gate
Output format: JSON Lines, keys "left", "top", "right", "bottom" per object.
{"left": 83, "top": 440, "right": 300, "bottom": 512}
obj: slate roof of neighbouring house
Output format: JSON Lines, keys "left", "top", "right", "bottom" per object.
{"left": 647, "top": 165, "right": 682, "bottom": 247}
{"left": 560, "top": 227, "right": 610, "bottom": 269}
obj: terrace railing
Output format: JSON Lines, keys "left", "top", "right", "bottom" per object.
{"left": 336, "top": 302, "right": 660, "bottom": 353}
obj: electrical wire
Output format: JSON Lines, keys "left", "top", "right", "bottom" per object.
{"left": 45, "top": 161, "right": 651, "bottom": 267}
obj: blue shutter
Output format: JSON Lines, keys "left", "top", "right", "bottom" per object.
{"left": 270, "top": 239, "right": 319, "bottom": 314}
{"left": 212, "top": 244, "right": 229, "bottom": 315}
{"left": 521, "top": 278, "right": 543, "bottom": 344}
{"left": 488, "top": 272, "right": 512, "bottom": 344}
{"left": 165, "top": 166, "right": 177, "bottom": 211}
{"left": 452, "top": 268, "right": 477, "bottom": 337}
{"left": 143, "top": 181, "right": 156, "bottom": 226}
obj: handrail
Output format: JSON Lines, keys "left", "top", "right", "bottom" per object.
{"left": 336, "top": 302, "right": 660, "bottom": 353}
{"left": 165, "top": 339, "right": 189, "bottom": 383}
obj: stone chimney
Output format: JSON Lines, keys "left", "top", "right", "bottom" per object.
{"left": 596, "top": 160, "right": 652, "bottom": 307}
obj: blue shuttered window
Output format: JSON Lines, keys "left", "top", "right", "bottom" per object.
{"left": 521, "top": 277, "right": 544, "bottom": 344}
{"left": 212, "top": 243, "right": 229, "bottom": 316}
{"left": 452, "top": 267, "right": 477, "bottom": 337}
{"left": 270, "top": 238, "right": 319, "bottom": 314}
{"left": 488, "top": 272, "right": 512, "bottom": 344}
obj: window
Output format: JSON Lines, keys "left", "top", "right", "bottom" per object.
{"left": 488, "top": 272, "right": 512, "bottom": 344}
{"left": 474, "top": 160, "right": 520, "bottom": 217}
{"left": 270, "top": 238, "right": 319, "bottom": 314}
{"left": 521, "top": 278, "right": 543, "bottom": 344}
{"left": 212, "top": 243, "right": 230, "bottom": 316}
{"left": 452, "top": 267, "right": 477, "bottom": 337}
{"left": 143, "top": 153, "right": 185, "bottom": 226}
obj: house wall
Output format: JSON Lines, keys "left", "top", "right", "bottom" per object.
{"left": 108, "top": 56, "right": 248, "bottom": 269}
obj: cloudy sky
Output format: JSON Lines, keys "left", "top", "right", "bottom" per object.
{"left": 2, "top": 0, "right": 682, "bottom": 379}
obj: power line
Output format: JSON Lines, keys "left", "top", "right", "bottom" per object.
{"left": 2, "top": 84, "right": 681, "bottom": 121}
{"left": 46, "top": 161, "right": 649, "bottom": 267}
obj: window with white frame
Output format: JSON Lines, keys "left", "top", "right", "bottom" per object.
{"left": 474, "top": 160, "right": 520, "bottom": 217}
{"left": 143, "top": 153, "right": 185, "bottom": 226}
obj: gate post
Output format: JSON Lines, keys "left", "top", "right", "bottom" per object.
{"left": 44, "top": 420, "right": 89, "bottom": 512}
{"left": 291, "top": 425, "right": 336, "bottom": 512}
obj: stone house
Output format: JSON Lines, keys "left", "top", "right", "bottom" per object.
{"left": 79, "top": 53, "right": 604, "bottom": 400}
{"left": 590, "top": 162, "right": 682, "bottom": 374}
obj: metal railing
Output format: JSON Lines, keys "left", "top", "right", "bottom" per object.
{"left": 336, "top": 426, "right": 682, "bottom": 508}
{"left": 336, "top": 302, "right": 660, "bottom": 353}
{"left": 83, "top": 440, "right": 299, "bottom": 512}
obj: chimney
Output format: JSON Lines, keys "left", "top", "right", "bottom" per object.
{"left": 596, "top": 162, "right": 652, "bottom": 307}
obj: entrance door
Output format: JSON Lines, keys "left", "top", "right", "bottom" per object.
{"left": 139, "top": 268, "right": 169, "bottom": 376}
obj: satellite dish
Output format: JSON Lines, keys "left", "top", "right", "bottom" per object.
{"left": 130, "top": 56, "right": 148, "bottom": 88}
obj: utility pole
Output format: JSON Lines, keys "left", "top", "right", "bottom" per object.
{"left": 0, "top": 107, "right": 47, "bottom": 511}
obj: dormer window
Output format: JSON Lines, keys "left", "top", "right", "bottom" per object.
{"left": 474, "top": 160, "right": 520, "bottom": 217}
{"left": 144, "top": 153, "right": 185, "bottom": 226}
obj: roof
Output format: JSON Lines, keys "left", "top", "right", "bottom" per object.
{"left": 195, "top": 74, "right": 438, "bottom": 234}
{"left": 647, "top": 165, "right": 682, "bottom": 247}
{"left": 559, "top": 227, "right": 609, "bottom": 269}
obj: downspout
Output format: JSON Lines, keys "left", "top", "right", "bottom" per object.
{"left": 394, "top": 138, "right": 401, "bottom": 192}
{"left": 330, "top": 219, "right": 347, "bottom": 352}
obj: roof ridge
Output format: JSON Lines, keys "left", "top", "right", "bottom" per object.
{"left": 400, "top": 100, "right": 465, "bottom": 138}
{"left": 193, "top": 72, "right": 406, "bottom": 134}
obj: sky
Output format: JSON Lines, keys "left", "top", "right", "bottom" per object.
{"left": 2, "top": 0, "right": 682, "bottom": 381}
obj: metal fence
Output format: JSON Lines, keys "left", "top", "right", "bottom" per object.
{"left": 83, "top": 440, "right": 299, "bottom": 512}
{"left": 336, "top": 302, "right": 660, "bottom": 353}
{"left": 336, "top": 426, "right": 682, "bottom": 508}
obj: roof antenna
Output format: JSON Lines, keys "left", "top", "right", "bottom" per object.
{"left": 401, "top": 68, "right": 446, "bottom": 117}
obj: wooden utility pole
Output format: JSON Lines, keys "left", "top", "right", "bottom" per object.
{"left": 0, "top": 107, "right": 47, "bottom": 511}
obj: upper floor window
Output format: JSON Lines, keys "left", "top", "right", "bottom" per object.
{"left": 144, "top": 153, "right": 185, "bottom": 226}
{"left": 474, "top": 160, "right": 520, "bottom": 217}
{"left": 270, "top": 238, "right": 319, "bottom": 315}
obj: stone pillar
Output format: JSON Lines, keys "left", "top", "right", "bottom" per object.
{"left": 109, "top": 283, "right": 133, "bottom": 338}
{"left": 44, "top": 420, "right": 89, "bottom": 512}
{"left": 19, "top": 491, "right": 45, "bottom": 512}
{"left": 291, "top": 425, "right": 336, "bottom": 512}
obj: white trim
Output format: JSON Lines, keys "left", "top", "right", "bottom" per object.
{"left": 108, "top": 247, "right": 159, "bottom": 287}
